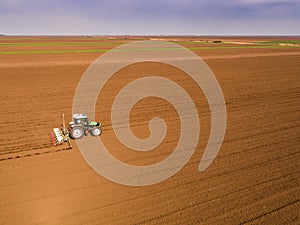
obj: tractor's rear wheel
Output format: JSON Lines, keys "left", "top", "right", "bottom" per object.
{"left": 90, "top": 126, "right": 102, "bottom": 136}
{"left": 69, "top": 126, "right": 84, "bottom": 139}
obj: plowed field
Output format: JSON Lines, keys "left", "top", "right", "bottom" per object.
{"left": 0, "top": 36, "right": 299, "bottom": 225}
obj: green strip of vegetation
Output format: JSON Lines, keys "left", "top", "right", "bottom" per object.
{"left": 191, "top": 45, "right": 300, "bottom": 50}
{"left": 175, "top": 41, "right": 222, "bottom": 45}
{"left": 0, "top": 42, "right": 126, "bottom": 47}
{"left": 0, "top": 49, "right": 111, "bottom": 54}
{"left": 0, "top": 44, "right": 299, "bottom": 55}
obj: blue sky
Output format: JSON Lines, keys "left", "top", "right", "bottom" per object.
{"left": 0, "top": 0, "right": 299, "bottom": 35}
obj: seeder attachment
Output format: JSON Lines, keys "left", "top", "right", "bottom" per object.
{"left": 50, "top": 114, "right": 72, "bottom": 149}
{"left": 50, "top": 128, "right": 64, "bottom": 146}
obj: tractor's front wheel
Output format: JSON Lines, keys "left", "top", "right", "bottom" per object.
{"left": 90, "top": 126, "right": 102, "bottom": 136}
{"left": 69, "top": 126, "right": 84, "bottom": 139}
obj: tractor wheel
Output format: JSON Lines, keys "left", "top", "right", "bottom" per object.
{"left": 90, "top": 126, "right": 102, "bottom": 136}
{"left": 69, "top": 126, "right": 84, "bottom": 139}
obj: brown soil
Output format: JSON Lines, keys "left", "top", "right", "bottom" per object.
{"left": 0, "top": 37, "right": 299, "bottom": 225}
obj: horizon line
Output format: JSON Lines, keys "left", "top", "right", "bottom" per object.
{"left": 1, "top": 34, "right": 300, "bottom": 37}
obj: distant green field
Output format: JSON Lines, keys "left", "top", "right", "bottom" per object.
{"left": 0, "top": 49, "right": 110, "bottom": 54}
{"left": 190, "top": 45, "right": 300, "bottom": 50}
{"left": 175, "top": 41, "right": 222, "bottom": 45}
{"left": 0, "top": 42, "right": 299, "bottom": 55}
{"left": 0, "top": 42, "right": 125, "bottom": 47}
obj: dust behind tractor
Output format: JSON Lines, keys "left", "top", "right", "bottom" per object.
{"left": 50, "top": 113, "right": 102, "bottom": 149}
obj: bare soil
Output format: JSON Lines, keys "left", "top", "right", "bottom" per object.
{"left": 0, "top": 36, "right": 299, "bottom": 225}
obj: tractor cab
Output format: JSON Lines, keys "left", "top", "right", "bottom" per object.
{"left": 73, "top": 113, "right": 88, "bottom": 126}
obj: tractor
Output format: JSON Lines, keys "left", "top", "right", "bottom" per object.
{"left": 50, "top": 113, "right": 102, "bottom": 149}
{"left": 68, "top": 113, "right": 102, "bottom": 139}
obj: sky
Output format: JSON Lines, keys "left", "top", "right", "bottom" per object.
{"left": 0, "top": 0, "right": 299, "bottom": 35}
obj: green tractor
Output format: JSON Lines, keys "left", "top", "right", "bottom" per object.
{"left": 68, "top": 114, "right": 102, "bottom": 139}
{"left": 50, "top": 113, "right": 102, "bottom": 149}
